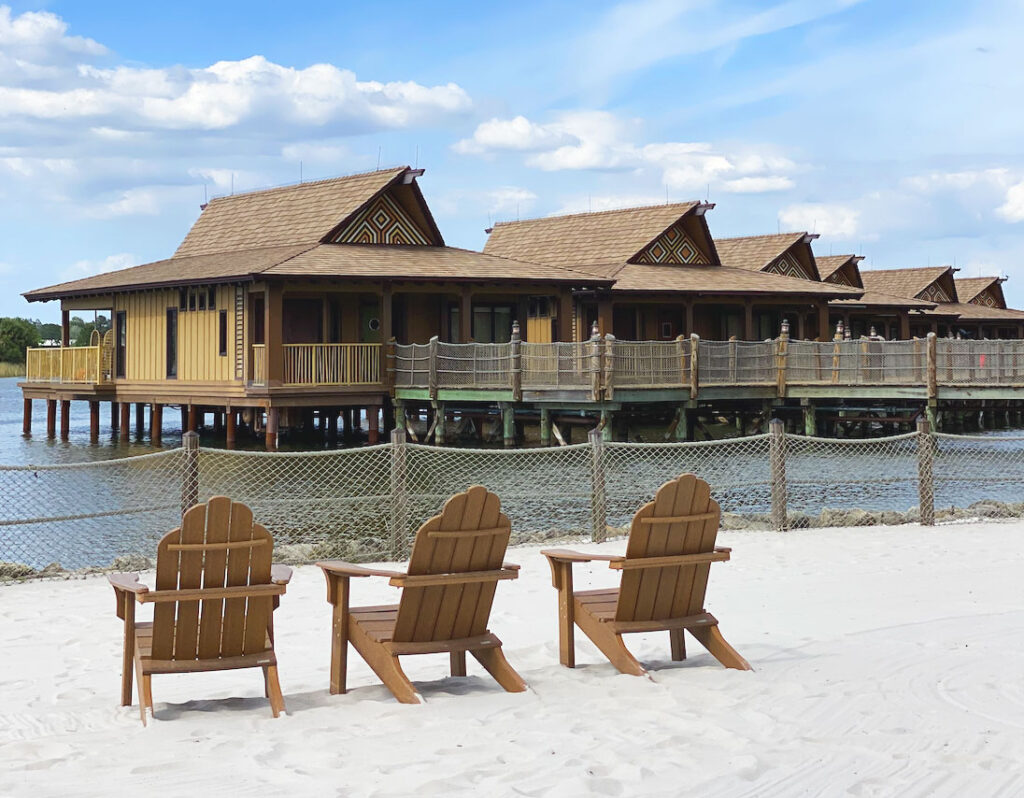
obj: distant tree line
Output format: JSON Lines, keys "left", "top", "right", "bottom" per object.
{"left": 0, "top": 315, "right": 111, "bottom": 363}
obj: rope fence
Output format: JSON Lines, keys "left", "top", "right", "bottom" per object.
{"left": 4, "top": 422, "right": 1024, "bottom": 581}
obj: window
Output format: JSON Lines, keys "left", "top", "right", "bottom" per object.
{"left": 218, "top": 310, "right": 228, "bottom": 356}
{"left": 166, "top": 308, "right": 178, "bottom": 378}
{"left": 198, "top": 290, "right": 206, "bottom": 311}
{"left": 208, "top": 287, "right": 216, "bottom": 310}
{"left": 179, "top": 288, "right": 187, "bottom": 311}
{"left": 472, "top": 304, "right": 513, "bottom": 343}
{"left": 187, "top": 290, "right": 196, "bottom": 312}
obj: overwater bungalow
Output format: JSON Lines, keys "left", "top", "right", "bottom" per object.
{"left": 20, "top": 167, "right": 609, "bottom": 448}
{"left": 484, "top": 210, "right": 860, "bottom": 342}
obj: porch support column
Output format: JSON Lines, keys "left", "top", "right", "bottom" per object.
{"left": 150, "top": 403, "right": 162, "bottom": 445}
{"left": 89, "top": 401, "right": 100, "bottom": 442}
{"left": 22, "top": 397, "right": 31, "bottom": 436}
{"left": 558, "top": 289, "right": 573, "bottom": 342}
{"left": 540, "top": 406, "right": 551, "bottom": 447}
{"left": 265, "top": 407, "right": 279, "bottom": 451}
{"left": 501, "top": 403, "right": 515, "bottom": 448}
{"left": 381, "top": 283, "right": 393, "bottom": 344}
{"left": 597, "top": 298, "right": 613, "bottom": 337}
{"left": 110, "top": 401, "right": 119, "bottom": 432}
{"left": 225, "top": 409, "right": 236, "bottom": 449}
{"left": 46, "top": 399, "right": 56, "bottom": 438}
{"left": 817, "top": 301, "right": 830, "bottom": 342}
{"left": 743, "top": 299, "right": 754, "bottom": 340}
{"left": 367, "top": 405, "right": 380, "bottom": 445}
{"left": 61, "top": 309, "right": 70, "bottom": 346}
{"left": 459, "top": 285, "right": 473, "bottom": 343}
{"left": 60, "top": 399, "right": 71, "bottom": 440}
{"left": 327, "top": 408, "right": 338, "bottom": 440}
{"left": 433, "top": 402, "right": 446, "bottom": 445}
{"left": 796, "top": 313, "right": 806, "bottom": 341}
{"left": 265, "top": 282, "right": 284, "bottom": 386}
{"left": 135, "top": 403, "right": 145, "bottom": 437}
{"left": 685, "top": 299, "right": 695, "bottom": 337}
{"left": 899, "top": 311, "right": 911, "bottom": 340}
{"left": 119, "top": 401, "right": 131, "bottom": 442}
{"left": 187, "top": 405, "right": 198, "bottom": 433}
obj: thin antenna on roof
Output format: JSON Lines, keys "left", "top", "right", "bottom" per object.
{"left": 516, "top": 202, "right": 520, "bottom": 221}
{"left": 777, "top": 218, "right": 780, "bottom": 234}
{"left": 588, "top": 194, "right": 592, "bottom": 213}
{"left": 231, "top": 173, "right": 234, "bottom": 195}
{"left": 812, "top": 219, "right": 817, "bottom": 234}
{"left": 377, "top": 146, "right": 382, "bottom": 171}
{"left": 666, "top": 185, "right": 669, "bottom": 204}
{"left": 203, "top": 184, "right": 207, "bottom": 204}
{"left": 706, "top": 183, "right": 710, "bottom": 202}
{"left": 414, "top": 145, "right": 419, "bottom": 170}
{"left": 300, "top": 161, "right": 303, "bottom": 184}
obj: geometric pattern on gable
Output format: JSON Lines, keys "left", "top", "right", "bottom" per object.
{"left": 333, "top": 192, "right": 430, "bottom": 245}
{"left": 970, "top": 288, "right": 1001, "bottom": 308}
{"left": 918, "top": 282, "right": 951, "bottom": 303}
{"left": 632, "top": 222, "right": 707, "bottom": 265}
{"left": 764, "top": 252, "right": 811, "bottom": 281}
{"left": 825, "top": 270, "right": 855, "bottom": 287}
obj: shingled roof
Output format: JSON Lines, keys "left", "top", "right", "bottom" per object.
{"left": 955, "top": 276, "right": 1005, "bottom": 305}
{"left": 860, "top": 267, "right": 956, "bottom": 301}
{"left": 816, "top": 254, "right": 864, "bottom": 286}
{"left": 831, "top": 290, "right": 937, "bottom": 311}
{"left": 610, "top": 262, "right": 860, "bottom": 297}
{"left": 714, "top": 232, "right": 821, "bottom": 277}
{"left": 483, "top": 203, "right": 706, "bottom": 277}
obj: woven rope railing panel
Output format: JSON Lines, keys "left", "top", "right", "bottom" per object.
{"left": 787, "top": 340, "right": 924, "bottom": 385}
{"left": 521, "top": 342, "right": 594, "bottom": 388}
{"left": 936, "top": 340, "right": 1024, "bottom": 386}
{"left": 436, "top": 342, "right": 512, "bottom": 388}
{"left": 196, "top": 446, "right": 393, "bottom": 562}
{"left": 393, "top": 343, "right": 431, "bottom": 388}
{"left": 603, "top": 436, "right": 772, "bottom": 529}
{"left": 699, "top": 340, "right": 777, "bottom": 384}
{"left": 403, "top": 443, "right": 594, "bottom": 548}
{"left": 610, "top": 340, "right": 689, "bottom": 387}
{"left": 0, "top": 449, "right": 186, "bottom": 572}
{"left": 933, "top": 433, "right": 1024, "bottom": 517}
{"left": 784, "top": 433, "right": 921, "bottom": 526}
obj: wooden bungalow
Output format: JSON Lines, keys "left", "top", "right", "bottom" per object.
{"left": 859, "top": 267, "right": 1024, "bottom": 339}
{"left": 819, "top": 254, "right": 938, "bottom": 339}
{"left": 21, "top": 167, "right": 608, "bottom": 448}
{"left": 483, "top": 207, "right": 860, "bottom": 342}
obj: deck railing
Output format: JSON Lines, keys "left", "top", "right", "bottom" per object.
{"left": 248, "top": 343, "right": 382, "bottom": 387}
{"left": 393, "top": 332, "right": 1024, "bottom": 399}
{"left": 251, "top": 344, "right": 266, "bottom": 386}
{"left": 25, "top": 346, "right": 107, "bottom": 384}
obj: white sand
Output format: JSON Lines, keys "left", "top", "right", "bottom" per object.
{"left": 2, "top": 522, "right": 1024, "bottom": 797}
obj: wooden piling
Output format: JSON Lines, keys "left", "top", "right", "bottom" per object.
{"left": 540, "top": 407, "right": 551, "bottom": 447}
{"left": 60, "top": 399, "right": 71, "bottom": 440}
{"left": 110, "top": 401, "right": 119, "bottom": 432}
{"left": 150, "top": 403, "right": 163, "bottom": 445}
{"left": 22, "top": 397, "right": 31, "bottom": 435}
{"left": 803, "top": 402, "right": 815, "bottom": 436}
{"left": 769, "top": 418, "right": 787, "bottom": 532}
{"left": 916, "top": 418, "right": 935, "bottom": 525}
{"left": 119, "top": 401, "right": 131, "bottom": 442}
{"left": 502, "top": 404, "right": 515, "bottom": 448}
{"left": 265, "top": 407, "right": 279, "bottom": 451}
{"left": 225, "top": 409, "right": 236, "bottom": 449}
{"left": 46, "top": 399, "right": 56, "bottom": 438}
{"left": 187, "top": 405, "right": 198, "bottom": 433}
{"left": 89, "top": 401, "right": 100, "bottom": 442}
{"left": 135, "top": 403, "right": 145, "bottom": 437}
{"left": 367, "top": 405, "right": 380, "bottom": 444}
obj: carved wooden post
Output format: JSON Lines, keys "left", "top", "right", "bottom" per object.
{"left": 690, "top": 333, "right": 700, "bottom": 400}
{"left": 728, "top": 335, "right": 737, "bottom": 383}
{"left": 776, "top": 319, "right": 789, "bottom": 398}
{"left": 603, "top": 334, "right": 615, "bottom": 401}
{"left": 675, "top": 334, "right": 687, "bottom": 385}
{"left": 916, "top": 418, "right": 935, "bottom": 526}
{"left": 181, "top": 431, "right": 200, "bottom": 517}
{"left": 831, "top": 321, "right": 843, "bottom": 384}
{"left": 589, "top": 322, "right": 602, "bottom": 401}
{"left": 385, "top": 336, "right": 397, "bottom": 397}
{"left": 427, "top": 335, "right": 439, "bottom": 401}
{"left": 510, "top": 321, "right": 522, "bottom": 402}
{"left": 589, "top": 427, "right": 607, "bottom": 542}
{"left": 389, "top": 427, "right": 409, "bottom": 559}
{"left": 926, "top": 332, "right": 937, "bottom": 400}
{"left": 769, "top": 418, "right": 788, "bottom": 532}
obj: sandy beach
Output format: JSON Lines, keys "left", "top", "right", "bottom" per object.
{"left": 2, "top": 521, "right": 1023, "bottom": 797}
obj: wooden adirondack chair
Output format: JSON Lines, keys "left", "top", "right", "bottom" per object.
{"left": 108, "top": 496, "right": 293, "bottom": 724}
{"left": 318, "top": 485, "right": 527, "bottom": 704}
{"left": 542, "top": 473, "right": 750, "bottom": 676}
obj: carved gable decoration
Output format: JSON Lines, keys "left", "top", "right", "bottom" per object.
{"left": 971, "top": 287, "right": 1002, "bottom": 308}
{"left": 333, "top": 192, "right": 430, "bottom": 245}
{"left": 918, "top": 282, "right": 951, "bottom": 303}
{"left": 765, "top": 252, "right": 811, "bottom": 281}
{"left": 632, "top": 223, "right": 707, "bottom": 265}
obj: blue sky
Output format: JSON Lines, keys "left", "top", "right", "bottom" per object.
{"left": 3, "top": 0, "right": 1024, "bottom": 320}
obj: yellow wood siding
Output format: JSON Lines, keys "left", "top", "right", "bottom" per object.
{"left": 114, "top": 285, "right": 240, "bottom": 383}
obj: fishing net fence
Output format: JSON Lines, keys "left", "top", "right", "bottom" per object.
{"left": 4, "top": 426, "right": 1024, "bottom": 580}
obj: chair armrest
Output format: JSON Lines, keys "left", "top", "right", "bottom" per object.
{"left": 271, "top": 564, "right": 293, "bottom": 585}
{"left": 541, "top": 548, "right": 624, "bottom": 564}
{"left": 502, "top": 561, "right": 521, "bottom": 571}
{"left": 107, "top": 572, "right": 150, "bottom": 596}
{"left": 714, "top": 546, "right": 732, "bottom": 554}
{"left": 316, "top": 561, "right": 405, "bottom": 579}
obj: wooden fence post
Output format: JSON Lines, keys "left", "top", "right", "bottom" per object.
{"left": 589, "top": 428, "right": 607, "bottom": 542}
{"left": 385, "top": 337, "right": 397, "bottom": 397}
{"left": 427, "top": 335, "right": 439, "bottom": 401}
{"left": 926, "top": 332, "right": 937, "bottom": 399}
{"left": 916, "top": 418, "right": 935, "bottom": 526}
{"left": 604, "top": 334, "right": 616, "bottom": 401}
{"left": 181, "top": 431, "right": 200, "bottom": 517}
{"left": 690, "top": 333, "right": 700, "bottom": 400}
{"left": 389, "top": 427, "right": 409, "bottom": 559}
{"left": 769, "top": 418, "right": 788, "bottom": 532}
{"left": 776, "top": 320, "right": 789, "bottom": 398}
{"left": 510, "top": 321, "right": 522, "bottom": 402}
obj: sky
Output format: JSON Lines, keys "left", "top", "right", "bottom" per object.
{"left": 3, "top": 0, "right": 1024, "bottom": 321}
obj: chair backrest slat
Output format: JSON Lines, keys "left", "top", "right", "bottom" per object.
{"left": 149, "top": 497, "right": 275, "bottom": 663}
{"left": 615, "top": 474, "right": 720, "bottom": 623}
{"left": 392, "top": 486, "right": 510, "bottom": 644}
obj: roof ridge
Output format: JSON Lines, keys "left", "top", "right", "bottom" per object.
{"left": 250, "top": 243, "right": 320, "bottom": 274}
{"left": 207, "top": 166, "right": 408, "bottom": 204}
{"left": 491, "top": 201, "right": 699, "bottom": 228}
{"left": 861, "top": 265, "right": 952, "bottom": 273}
{"left": 715, "top": 231, "right": 805, "bottom": 243}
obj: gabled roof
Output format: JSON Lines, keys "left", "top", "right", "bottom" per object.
{"left": 174, "top": 167, "right": 441, "bottom": 257}
{"left": 831, "top": 290, "right": 937, "bottom": 310}
{"left": 610, "top": 262, "right": 860, "bottom": 297}
{"left": 955, "top": 276, "right": 1005, "bottom": 306}
{"left": 816, "top": 254, "right": 864, "bottom": 286}
{"left": 714, "top": 232, "right": 818, "bottom": 278}
{"left": 483, "top": 202, "right": 706, "bottom": 277}
{"left": 942, "top": 302, "right": 1024, "bottom": 323}
{"left": 261, "top": 244, "right": 610, "bottom": 284}
{"left": 860, "top": 267, "right": 957, "bottom": 302}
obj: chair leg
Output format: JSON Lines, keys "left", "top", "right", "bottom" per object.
{"left": 450, "top": 650, "right": 467, "bottom": 677}
{"left": 574, "top": 609, "right": 646, "bottom": 676}
{"left": 329, "top": 603, "right": 349, "bottom": 695}
{"left": 689, "top": 624, "right": 752, "bottom": 671}
{"left": 471, "top": 645, "right": 527, "bottom": 693}
{"left": 348, "top": 621, "right": 422, "bottom": 704}
{"left": 263, "top": 664, "right": 286, "bottom": 717}
{"left": 670, "top": 628, "right": 686, "bottom": 661}
{"left": 133, "top": 651, "right": 152, "bottom": 726}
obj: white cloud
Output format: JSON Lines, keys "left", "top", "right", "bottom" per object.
{"left": 60, "top": 253, "right": 135, "bottom": 281}
{"left": 779, "top": 203, "right": 861, "bottom": 238}
{"left": 902, "top": 169, "right": 1011, "bottom": 194}
{"left": 82, "top": 188, "right": 163, "bottom": 219}
{"left": 997, "top": 180, "right": 1024, "bottom": 223}
{"left": 0, "top": 5, "right": 106, "bottom": 60}
{"left": 456, "top": 111, "right": 797, "bottom": 194}
{"left": 484, "top": 186, "right": 538, "bottom": 215}
{"left": 551, "top": 194, "right": 668, "bottom": 216}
